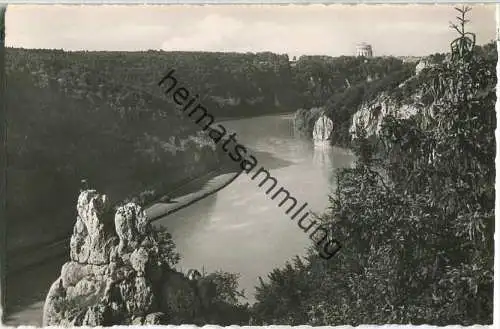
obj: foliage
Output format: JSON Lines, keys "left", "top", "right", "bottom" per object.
{"left": 6, "top": 48, "right": 410, "bottom": 120}
{"left": 252, "top": 8, "right": 495, "bottom": 325}
{"left": 449, "top": 6, "right": 476, "bottom": 62}
{"left": 6, "top": 11, "right": 495, "bottom": 324}
{"left": 6, "top": 49, "right": 295, "bottom": 118}
{"left": 293, "top": 107, "right": 325, "bottom": 137}
{"left": 5, "top": 58, "right": 221, "bottom": 252}
{"left": 203, "top": 271, "right": 246, "bottom": 306}
{"left": 322, "top": 64, "right": 415, "bottom": 147}
{"left": 151, "top": 225, "right": 181, "bottom": 268}
{"left": 176, "top": 270, "right": 251, "bottom": 326}
{"left": 5, "top": 47, "right": 412, "bottom": 251}
{"left": 253, "top": 256, "right": 311, "bottom": 325}
{"left": 293, "top": 55, "right": 412, "bottom": 108}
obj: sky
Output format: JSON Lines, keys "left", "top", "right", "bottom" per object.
{"left": 5, "top": 4, "right": 497, "bottom": 57}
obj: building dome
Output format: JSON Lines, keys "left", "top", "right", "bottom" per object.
{"left": 356, "top": 42, "right": 373, "bottom": 58}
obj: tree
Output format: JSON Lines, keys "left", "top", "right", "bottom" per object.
{"left": 252, "top": 7, "right": 495, "bottom": 325}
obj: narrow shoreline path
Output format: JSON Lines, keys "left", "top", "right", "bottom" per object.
{"left": 4, "top": 168, "right": 241, "bottom": 326}
{"left": 147, "top": 169, "right": 242, "bottom": 223}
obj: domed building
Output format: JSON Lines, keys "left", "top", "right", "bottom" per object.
{"left": 356, "top": 42, "right": 373, "bottom": 58}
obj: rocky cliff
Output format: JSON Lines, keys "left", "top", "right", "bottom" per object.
{"left": 5, "top": 68, "right": 227, "bottom": 267}
{"left": 350, "top": 90, "right": 422, "bottom": 139}
{"left": 292, "top": 62, "right": 415, "bottom": 146}
{"left": 348, "top": 53, "right": 460, "bottom": 141}
{"left": 349, "top": 72, "right": 434, "bottom": 140}
{"left": 312, "top": 114, "right": 334, "bottom": 143}
{"left": 42, "top": 190, "right": 248, "bottom": 326}
{"left": 293, "top": 107, "right": 325, "bottom": 137}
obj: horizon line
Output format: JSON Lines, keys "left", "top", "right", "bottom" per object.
{"left": 4, "top": 45, "right": 462, "bottom": 59}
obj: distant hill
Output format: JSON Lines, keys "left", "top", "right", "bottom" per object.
{"left": 4, "top": 47, "right": 416, "bottom": 257}
{"left": 5, "top": 52, "right": 222, "bottom": 257}
{"left": 6, "top": 48, "right": 296, "bottom": 117}
{"left": 6, "top": 48, "right": 412, "bottom": 118}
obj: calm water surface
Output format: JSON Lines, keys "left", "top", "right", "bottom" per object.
{"left": 6, "top": 113, "right": 355, "bottom": 326}
{"left": 154, "top": 114, "right": 355, "bottom": 302}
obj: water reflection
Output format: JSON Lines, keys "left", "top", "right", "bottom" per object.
{"left": 4, "top": 114, "right": 355, "bottom": 325}
{"left": 157, "top": 114, "right": 355, "bottom": 302}
{"left": 313, "top": 143, "right": 355, "bottom": 188}
{"left": 156, "top": 193, "right": 218, "bottom": 243}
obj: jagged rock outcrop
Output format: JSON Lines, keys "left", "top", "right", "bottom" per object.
{"left": 293, "top": 107, "right": 325, "bottom": 137}
{"left": 42, "top": 190, "right": 214, "bottom": 326}
{"left": 69, "top": 191, "right": 116, "bottom": 265}
{"left": 349, "top": 70, "right": 439, "bottom": 140}
{"left": 349, "top": 53, "right": 451, "bottom": 141}
{"left": 350, "top": 92, "right": 422, "bottom": 139}
{"left": 415, "top": 59, "right": 437, "bottom": 75}
{"left": 313, "top": 114, "right": 334, "bottom": 143}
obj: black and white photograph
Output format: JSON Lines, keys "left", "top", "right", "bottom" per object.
{"left": 0, "top": 3, "right": 496, "bottom": 327}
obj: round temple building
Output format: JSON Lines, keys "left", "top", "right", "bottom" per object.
{"left": 356, "top": 42, "right": 373, "bottom": 58}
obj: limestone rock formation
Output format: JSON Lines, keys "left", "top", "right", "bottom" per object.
{"left": 349, "top": 71, "right": 439, "bottom": 141}
{"left": 42, "top": 190, "right": 212, "bottom": 326}
{"left": 293, "top": 107, "right": 325, "bottom": 137}
{"left": 70, "top": 191, "right": 116, "bottom": 265}
{"left": 350, "top": 93, "right": 422, "bottom": 139}
{"left": 313, "top": 114, "right": 334, "bottom": 143}
{"left": 415, "top": 58, "right": 442, "bottom": 75}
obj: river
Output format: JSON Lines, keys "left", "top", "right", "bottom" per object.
{"left": 4, "top": 113, "right": 354, "bottom": 325}
{"left": 153, "top": 113, "right": 355, "bottom": 303}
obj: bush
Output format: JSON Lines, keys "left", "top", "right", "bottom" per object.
{"left": 252, "top": 8, "right": 495, "bottom": 325}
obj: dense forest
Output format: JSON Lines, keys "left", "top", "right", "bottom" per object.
{"left": 5, "top": 47, "right": 414, "bottom": 256}
{"left": 250, "top": 9, "right": 496, "bottom": 325}
{"left": 6, "top": 47, "right": 413, "bottom": 118}
{"left": 6, "top": 6, "right": 495, "bottom": 325}
{"left": 293, "top": 56, "right": 416, "bottom": 146}
{"left": 5, "top": 55, "right": 226, "bottom": 258}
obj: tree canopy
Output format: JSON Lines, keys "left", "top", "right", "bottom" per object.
{"left": 252, "top": 9, "right": 495, "bottom": 325}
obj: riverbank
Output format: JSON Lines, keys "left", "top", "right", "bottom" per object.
{"left": 154, "top": 114, "right": 355, "bottom": 305}
{"left": 7, "top": 167, "right": 241, "bottom": 272}
{"left": 4, "top": 166, "right": 241, "bottom": 327}
{"left": 147, "top": 170, "right": 242, "bottom": 222}
{"left": 216, "top": 110, "right": 296, "bottom": 122}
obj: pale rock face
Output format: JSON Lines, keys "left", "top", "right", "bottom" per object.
{"left": 43, "top": 190, "right": 215, "bottom": 326}
{"left": 70, "top": 190, "right": 117, "bottom": 265}
{"left": 145, "top": 312, "right": 169, "bottom": 324}
{"left": 66, "top": 276, "right": 107, "bottom": 301}
{"left": 313, "top": 114, "right": 334, "bottom": 143}
{"left": 350, "top": 89, "right": 425, "bottom": 140}
{"left": 415, "top": 60, "right": 428, "bottom": 75}
{"left": 114, "top": 202, "right": 149, "bottom": 253}
{"left": 292, "top": 107, "right": 324, "bottom": 137}
{"left": 42, "top": 278, "right": 67, "bottom": 326}
{"left": 118, "top": 276, "right": 154, "bottom": 316}
{"left": 349, "top": 65, "right": 443, "bottom": 140}
{"left": 415, "top": 59, "right": 437, "bottom": 75}
{"left": 60, "top": 262, "right": 109, "bottom": 288}
{"left": 130, "top": 247, "right": 150, "bottom": 276}
{"left": 43, "top": 190, "right": 165, "bottom": 326}
{"left": 81, "top": 304, "right": 110, "bottom": 326}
